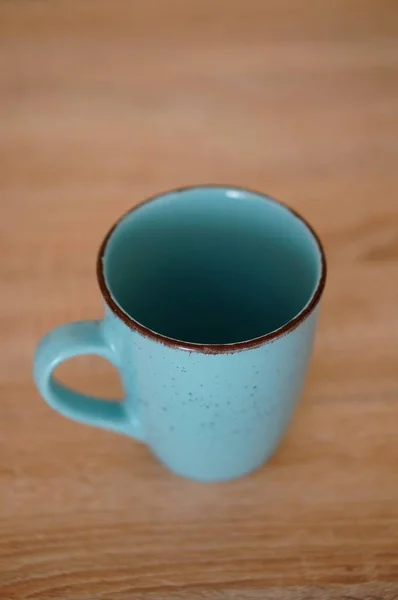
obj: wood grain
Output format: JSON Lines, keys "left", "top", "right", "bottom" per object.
{"left": 1, "top": 1, "right": 398, "bottom": 598}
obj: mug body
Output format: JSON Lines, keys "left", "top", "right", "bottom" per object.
{"left": 104, "top": 305, "right": 319, "bottom": 481}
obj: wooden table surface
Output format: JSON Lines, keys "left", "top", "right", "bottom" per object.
{"left": 1, "top": 1, "right": 398, "bottom": 598}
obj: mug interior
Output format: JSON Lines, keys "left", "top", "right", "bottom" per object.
{"left": 101, "top": 187, "right": 324, "bottom": 345}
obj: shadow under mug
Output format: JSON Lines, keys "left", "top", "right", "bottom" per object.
{"left": 33, "top": 185, "right": 326, "bottom": 482}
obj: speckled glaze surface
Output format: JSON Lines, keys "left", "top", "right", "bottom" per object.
{"left": 103, "top": 305, "right": 319, "bottom": 480}
{"left": 34, "top": 186, "right": 326, "bottom": 482}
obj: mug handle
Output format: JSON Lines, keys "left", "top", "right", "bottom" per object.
{"left": 33, "top": 320, "right": 142, "bottom": 439}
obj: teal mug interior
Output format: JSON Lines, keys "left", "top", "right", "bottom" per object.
{"left": 100, "top": 186, "right": 323, "bottom": 346}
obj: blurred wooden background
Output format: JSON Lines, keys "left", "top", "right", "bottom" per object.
{"left": 1, "top": 1, "right": 398, "bottom": 598}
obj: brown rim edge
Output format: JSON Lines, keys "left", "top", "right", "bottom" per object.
{"left": 97, "top": 185, "right": 327, "bottom": 354}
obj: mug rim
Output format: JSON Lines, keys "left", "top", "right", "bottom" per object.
{"left": 96, "top": 185, "right": 327, "bottom": 354}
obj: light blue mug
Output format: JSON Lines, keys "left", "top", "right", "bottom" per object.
{"left": 34, "top": 185, "right": 326, "bottom": 482}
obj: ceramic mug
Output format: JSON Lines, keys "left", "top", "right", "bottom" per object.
{"left": 33, "top": 185, "right": 326, "bottom": 482}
